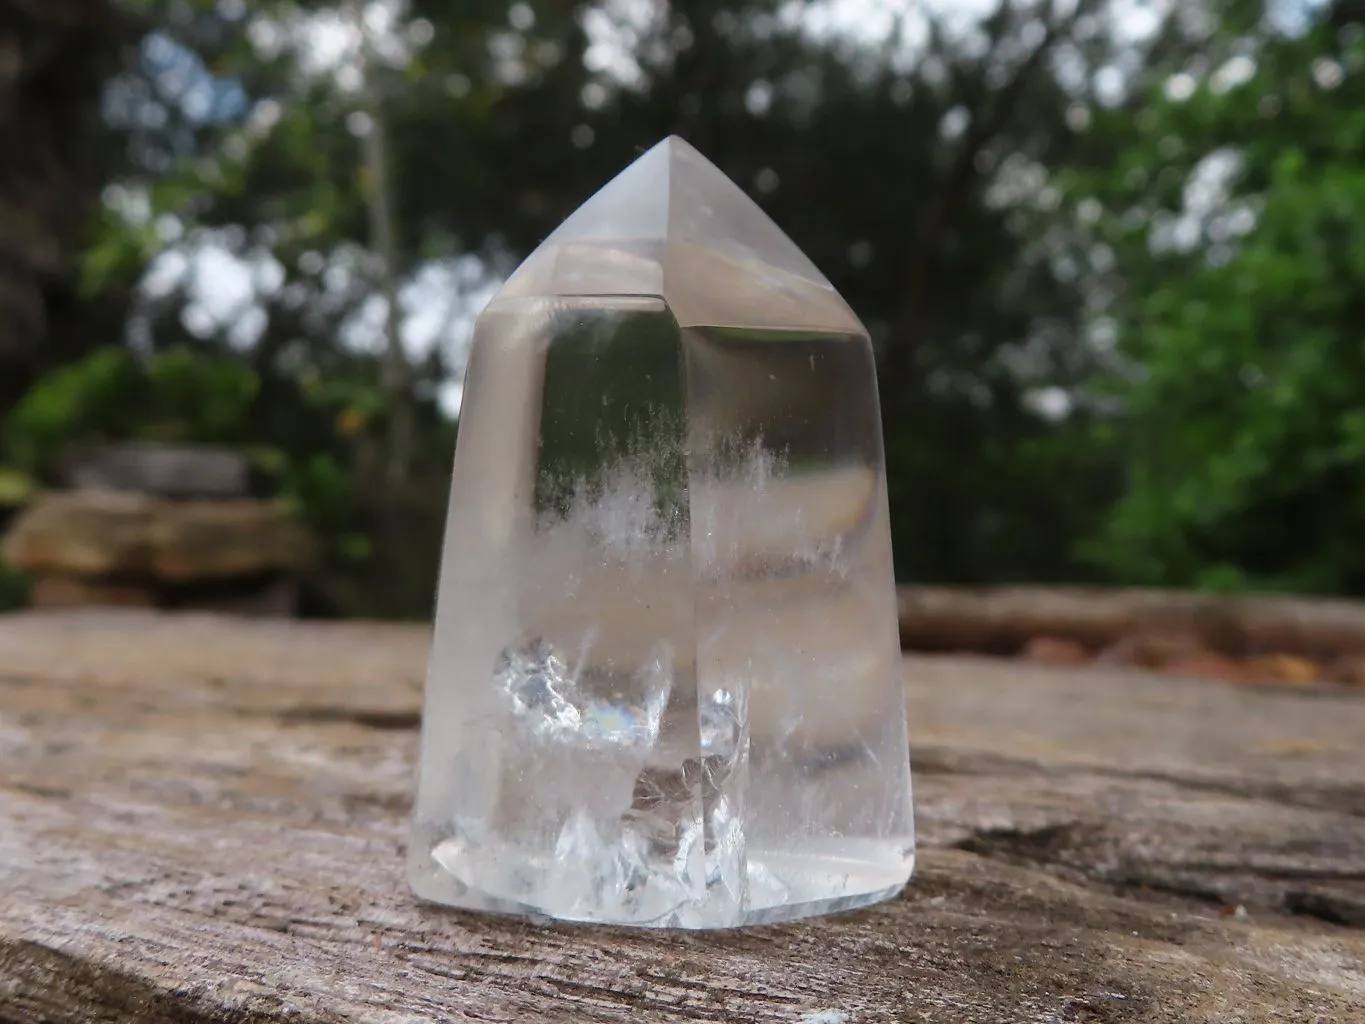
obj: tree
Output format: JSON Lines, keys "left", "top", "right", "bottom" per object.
{"left": 1071, "top": 2, "right": 1365, "bottom": 594}
{"left": 25, "top": 0, "right": 1226, "bottom": 614}
{"left": 0, "top": 0, "right": 132, "bottom": 414}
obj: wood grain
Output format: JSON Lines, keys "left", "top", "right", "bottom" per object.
{"left": 2, "top": 610, "right": 1363, "bottom": 1023}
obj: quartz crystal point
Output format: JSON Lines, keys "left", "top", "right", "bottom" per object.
{"left": 409, "top": 136, "right": 913, "bottom": 928}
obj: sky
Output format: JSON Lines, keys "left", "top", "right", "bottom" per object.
{"left": 122, "top": 0, "right": 1326, "bottom": 418}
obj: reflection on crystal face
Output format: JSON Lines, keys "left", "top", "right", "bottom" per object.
{"left": 699, "top": 687, "right": 744, "bottom": 760}
{"left": 410, "top": 136, "right": 913, "bottom": 929}
{"left": 494, "top": 637, "right": 673, "bottom": 750}
{"left": 494, "top": 639, "right": 581, "bottom": 737}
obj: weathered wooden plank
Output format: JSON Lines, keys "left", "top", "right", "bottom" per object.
{"left": 1, "top": 611, "right": 1363, "bottom": 1023}
{"left": 898, "top": 583, "right": 1365, "bottom": 659}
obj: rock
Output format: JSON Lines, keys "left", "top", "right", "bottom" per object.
{"left": 2, "top": 490, "right": 311, "bottom": 583}
{"left": 148, "top": 500, "right": 309, "bottom": 582}
{"left": 1098, "top": 629, "right": 1204, "bottom": 669}
{"left": 1021, "top": 635, "right": 1089, "bottom": 665}
{"left": 29, "top": 575, "right": 156, "bottom": 610}
{"left": 1326, "top": 654, "right": 1365, "bottom": 687}
{"left": 1162, "top": 650, "right": 1250, "bottom": 682}
{"left": 0, "top": 490, "right": 154, "bottom": 577}
{"left": 28, "top": 572, "right": 299, "bottom": 617}
{"left": 169, "top": 577, "right": 300, "bottom": 618}
{"left": 1247, "top": 653, "right": 1320, "bottom": 686}
{"left": 59, "top": 442, "right": 249, "bottom": 499}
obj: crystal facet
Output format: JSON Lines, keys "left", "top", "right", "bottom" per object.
{"left": 409, "top": 136, "right": 913, "bottom": 928}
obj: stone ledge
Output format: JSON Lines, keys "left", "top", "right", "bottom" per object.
{"left": 1, "top": 489, "right": 311, "bottom": 582}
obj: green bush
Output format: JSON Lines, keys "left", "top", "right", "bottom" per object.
{"left": 4, "top": 345, "right": 260, "bottom": 478}
{"left": 4, "top": 348, "right": 141, "bottom": 476}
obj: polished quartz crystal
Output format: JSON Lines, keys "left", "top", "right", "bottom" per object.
{"left": 408, "top": 136, "right": 913, "bottom": 928}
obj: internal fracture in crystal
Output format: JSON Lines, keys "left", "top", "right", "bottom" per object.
{"left": 409, "top": 136, "right": 914, "bottom": 928}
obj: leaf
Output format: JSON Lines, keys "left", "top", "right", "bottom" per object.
{"left": 0, "top": 468, "right": 35, "bottom": 508}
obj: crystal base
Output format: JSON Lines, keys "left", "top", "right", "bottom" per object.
{"left": 412, "top": 832, "right": 912, "bottom": 928}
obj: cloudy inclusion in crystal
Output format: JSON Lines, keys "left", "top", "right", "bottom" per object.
{"left": 409, "top": 137, "right": 913, "bottom": 928}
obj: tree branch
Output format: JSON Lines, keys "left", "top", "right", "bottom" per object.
{"left": 352, "top": 1, "right": 413, "bottom": 486}
{"left": 884, "top": 0, "right": 1101, "bottom": 392}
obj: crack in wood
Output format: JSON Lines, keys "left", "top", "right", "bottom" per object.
{"left": 916, "top": 744, "right": 1365, "bottom": 820}
{"left": 951, "top": 821, "right": 1365, "bottom": 929}
{"left": 275, "top": 705, "right": 421, "bottom": 731}
{"left": 0, "top": 939, "right": 281, "bottom": 1024}
{"left": 1285, "top": 888, "right": 1365, "bottom": 928}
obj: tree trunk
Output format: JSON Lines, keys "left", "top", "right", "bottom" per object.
{"left": 352, "top": 1, "right": 414, "bottom": 487}
{"left": 0, "top": 0, "right": 132, "bottom": 414}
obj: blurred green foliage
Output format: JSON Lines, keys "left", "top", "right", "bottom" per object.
{"left": 1070, "top": 11, "right": 1365, "bottom": 593}
{"left": 5, "top": 347, "right": 257, "bottom": 475}
{"left": 5, "top": 0, "right": 1365, "bottom": 616}
{"left": 0, "top": 344, "right": 440, "bottom": 616}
